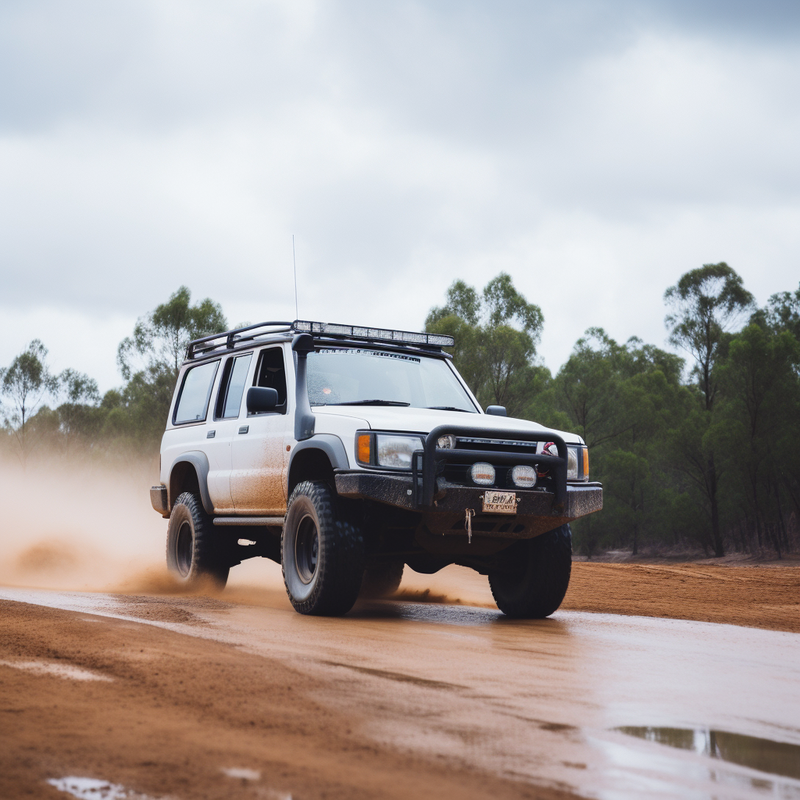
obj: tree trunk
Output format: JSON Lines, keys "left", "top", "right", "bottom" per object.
{"left": 708, "top": 456, "right": 725, "bottom": 557}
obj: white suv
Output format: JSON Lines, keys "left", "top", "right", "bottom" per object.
{"left": 151, "top": 320, "right": 602, "bottom": 617}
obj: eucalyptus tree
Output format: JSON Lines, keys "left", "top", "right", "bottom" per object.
{"left": 0, "top": 340, "right": 59, "bottom": 463}
{"left": 663, "top": 263, "right": 755, "bottom": 556}
{"left": 715, "top": 321, "right": 800, "bottom": 556}
{"left": 552, "top": 329, "right": 686, "bottom": 554}
{"left": 426, "top": 273, "right": 546, "bottom": 417}
{"left": 115, "top": 287, "right": 228, "bottom": 451}
{"left": 117, "top": 286, "right": 227, "bottom": 381}
{"left": 664, "top": 263, "right": 755, "bottom": 411}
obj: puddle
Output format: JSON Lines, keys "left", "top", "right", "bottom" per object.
{"left": 48, "top": 777, "right": 159, "bottom": 799}
{"left": 0, "top": 660, "right": 113, "bottom": 682}
{"left": 616, "top": 727, "right": 800, "bottom": 783}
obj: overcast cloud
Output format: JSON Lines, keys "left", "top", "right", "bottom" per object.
{"left": 1, "top": 0, "right": 799, "bottom": 392}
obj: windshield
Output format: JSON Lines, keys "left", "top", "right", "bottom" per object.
{"left": 306, "top": 348, "right": 477, "bottom": 412}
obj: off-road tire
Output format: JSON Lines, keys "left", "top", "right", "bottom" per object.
{"left": 282, "top": 481, "right": 365, "bottom": 616}
{"left": 166, "top": 491, "right": 230, "bottom": 589}
{"left": 488, "top": 524, "right": 572, "bottom": 618}
{"left": 360, "top": 560, "right": 404, "bottom": 599}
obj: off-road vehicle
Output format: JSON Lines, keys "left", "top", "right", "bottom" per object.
{"left": 151, "top": 320, "right": 603, "bottom": 617}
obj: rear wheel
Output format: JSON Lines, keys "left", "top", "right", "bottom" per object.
{"left": 282, "top": 481, "right": 365, "bottom": 616}
{"left": 166, "top": 491, "right": 230, "bottom": 588}
{"left": 360, "top": 560, "right": 404, "bottom": 598}
{"left": 488, "top": 524, "right": 572, "bottom": 618}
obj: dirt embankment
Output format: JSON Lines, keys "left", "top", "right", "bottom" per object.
{"left": 564, "top": 562, "right": 800, "bottom": 634}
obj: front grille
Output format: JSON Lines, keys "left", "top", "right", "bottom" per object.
{"left": 455, "top": 437, "right": 540, "bottom": 455}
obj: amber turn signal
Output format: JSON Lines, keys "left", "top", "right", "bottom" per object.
{"left": 357, "top": 433, "right": 372, "bottom": 465}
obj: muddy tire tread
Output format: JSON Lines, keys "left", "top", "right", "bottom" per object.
{"left": 166, "top": 491, "right": 230, "bottom": 588}
{"left": 282, "top": 481, "right": 364, "bottom": 616}
{"left": 488, "top": 524, "right": 572, "bottom": 618}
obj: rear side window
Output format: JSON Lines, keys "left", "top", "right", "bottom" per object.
{"left": 174, "top": 361, "right": 219, "bottom": 424}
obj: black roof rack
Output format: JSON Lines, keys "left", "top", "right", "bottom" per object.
{"left": 185, "top": 320, "right": 454, "bottom": 361}
{"left": 186, "top": 321, "right": 294, "bottom": 360}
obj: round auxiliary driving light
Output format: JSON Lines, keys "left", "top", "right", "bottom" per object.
{"left": 511, "top": 465, "right": 537, "bottom": 488}
{"left": 470, "top": 462, "right": 495, "bottom": 485}
{"left": 437, "top": 434, "right": 456, "bottom": 449}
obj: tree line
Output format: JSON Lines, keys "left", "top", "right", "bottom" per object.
{"left": 2, "top": 267, "right": 798, "bottom": 558}
{"left": 0, "top": 287, "right": 227, "bottom": 466}
{"left": 426, "top": 265, "right": 800, "bottom": 559}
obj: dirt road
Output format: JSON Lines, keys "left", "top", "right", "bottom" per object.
{"left": 2, "top": 562, "right": 800, "bottom": 800}
{"left": 3, "top": 461, "right": 799, "bottom": 798}
{"left": 396, "top": 560, "right": 800, "bottom": 633}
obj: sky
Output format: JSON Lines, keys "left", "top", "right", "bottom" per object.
{"left": 1, "top": 0, "right": 799, "bottom": 394}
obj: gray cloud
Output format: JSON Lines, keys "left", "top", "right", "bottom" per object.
{"left": 1, "top": 0, "right": 799, "bottom": 392}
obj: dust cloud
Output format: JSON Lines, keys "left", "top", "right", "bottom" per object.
{"left": 0, "top": 452, "right": 496, "bottom": 606}
{"left": 0, "top": 453, "right": 289, "bottom": 598}
{"left": 0, "top": 454, "right": 168, "bottom": 592}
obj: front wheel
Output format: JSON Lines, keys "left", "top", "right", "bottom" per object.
{"left": 488, "top": 524, "right": 572, "bottom": 618}
{"left": 166, "top": 491, "right": 230, "bottom": 589}
{"left": 282, "top": 481, "right": 365, "bottom": 616}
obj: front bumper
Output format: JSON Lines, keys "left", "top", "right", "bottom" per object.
{"left": 335, "top": 470, "right": 603, "bottom": 538}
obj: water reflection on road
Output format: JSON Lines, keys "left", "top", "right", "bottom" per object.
{"left": 2, "top": 586, "right": 799, "bottom": 800}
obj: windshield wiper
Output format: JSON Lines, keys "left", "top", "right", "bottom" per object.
{"left": 427, "top": 406, "right": 472, "bottom": 412}
{"left": 334, "top": 399, "right": 411, "bottom": 406}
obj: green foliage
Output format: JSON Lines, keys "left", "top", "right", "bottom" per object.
{"left": 762, "top": 282, "right": 800, "bottom": 340}
{"left": 664, "top": 262, "right": 755, "bottom": 411}
{"left": 2, "top": 272, "right": 798, "bottom": 559}
{"left": 0, "top": 340, "right": 59, "bottom": 463}
{"left": 117, "top": 286, "right": 227, "bottom": 381}
{"left": 113, "top": 287, "right": 228, "bottom": 453}
{"left": 550, "top": 329, "right": 688, "bottom": 555}
{"left": 426, "top": 274, "right": 546, "bottom": 416}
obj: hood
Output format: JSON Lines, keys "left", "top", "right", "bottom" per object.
{"left": 312, "top": 405, "right": 583, "bottom": 444}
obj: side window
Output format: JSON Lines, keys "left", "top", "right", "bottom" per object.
{"left": 215, "top": 353, "right": 253, "bottom": 420}
{"left": 174, "top": 361, "right": 219, "bottom": 424}
{"left": 253, "top": 346, "right": 287, "bottom": 414}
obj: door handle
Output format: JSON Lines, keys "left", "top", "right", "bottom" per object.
{"left": 206, "top": 430, "right": 216, "bottom": 439}
{"left": 238, "top": 425, "right": 249, "bottom": 434}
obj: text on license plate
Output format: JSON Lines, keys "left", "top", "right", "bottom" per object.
{"left": 482, "top": 491, "right": 518, "bottom": 514}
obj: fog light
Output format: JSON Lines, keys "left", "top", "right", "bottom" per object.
{"left": 470, "top": 462, "right": 495, "bottom": 485}
{"left": 511, "top": 465, "right": 536, "bottom": 488}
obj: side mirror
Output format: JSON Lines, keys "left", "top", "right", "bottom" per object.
{"left": 247, "top": 387, "right": 279, "bottom": 414}
{"left": 486, "top": 405, "right": 507, "bottom": 417}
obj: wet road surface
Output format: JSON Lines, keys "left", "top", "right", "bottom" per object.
{"left": 1, "top": 584, "right": 799, "bottom": 800}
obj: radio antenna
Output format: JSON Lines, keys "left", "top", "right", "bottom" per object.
{"left": 292, "top": 234, "right": 299, "bottom": 319}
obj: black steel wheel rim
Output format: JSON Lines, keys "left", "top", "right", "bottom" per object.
{"left": 295, "top": 514, "right": 319, "bottom": 584}
{"left": 176, "top": 521, "right": 193, "bottom": 577}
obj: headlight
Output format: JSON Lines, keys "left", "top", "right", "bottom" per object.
{"left": 356, "top": 432, "right": 424, "bottom": 469}
{"left": 567, "top": 447, "right": 579, "bottom": 481}
{"left": 567, "top": 445, "right": 589, "bottom": 481}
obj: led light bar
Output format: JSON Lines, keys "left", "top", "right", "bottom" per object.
{"left": 293, "top": 320, "right": 454, "bottom": 348}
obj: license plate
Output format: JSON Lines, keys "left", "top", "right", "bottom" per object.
{"left": 482, "top": 491, "right": 518, "bottom": 514}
